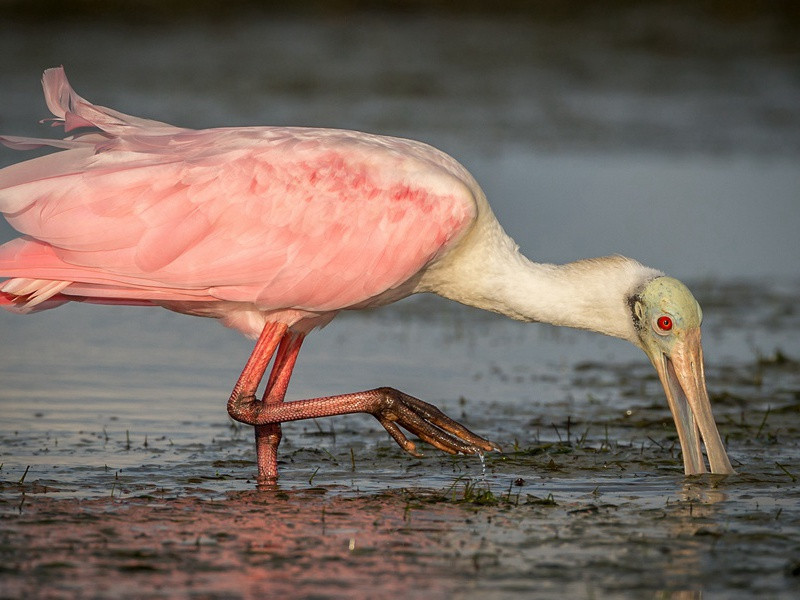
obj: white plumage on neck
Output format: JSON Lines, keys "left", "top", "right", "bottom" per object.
{"left": 417, "top": 206, "right": 662, "bottom": 344}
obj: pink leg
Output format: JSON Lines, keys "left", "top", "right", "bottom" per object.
{"left": 264, "top": 331, "right": 305, "bottom": 402}
{"left": 254, "top": 332, "right": 305, "bottom": 484}
{"left": 228, "top": 322, "right": 287, "bottom": 403}
{"left": 230, "top": 386, "right": 499, "bottom": 459}
{"left": 228, "top": 323, "right": 499, "bottom": 484}
{"left": 226, "top": 322, "right": 287, "bottom": 484}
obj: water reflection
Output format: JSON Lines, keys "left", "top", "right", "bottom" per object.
{"left": 680, "top": 479, "right": 728, "bottom": 507}
{"left": 655, "top": 592, "right": 702, "bottom": 600}
{"left": 654, "top": 480, "right": 729, "bottom": 594}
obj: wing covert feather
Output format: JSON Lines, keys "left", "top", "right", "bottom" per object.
{"left": 0, "top": 133, "right": 477, "bottom": 312}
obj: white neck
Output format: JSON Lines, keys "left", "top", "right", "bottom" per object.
{"left": 417, "top": 217, "right": 661, "bottom": 344}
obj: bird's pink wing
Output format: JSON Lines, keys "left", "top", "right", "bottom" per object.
{"left": 0, "top": 74, "right": 477, "bottom": 319}
{"left": 0, "top": 68, "right": 477, "bottom": 319}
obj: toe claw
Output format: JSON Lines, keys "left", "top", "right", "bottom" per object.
{"left": 370, "top": 387, "right": 498, "bottom": 459}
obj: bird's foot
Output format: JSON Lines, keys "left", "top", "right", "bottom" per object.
{"left": 366, "top": 387, "right": 501, "bottom": 457}
{"left": 227, "top": 386, "right": 500, "bottom": 458}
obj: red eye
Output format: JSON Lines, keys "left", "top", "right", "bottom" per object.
{"left": 657, "top": 316, "right": 673, "bottom": 331}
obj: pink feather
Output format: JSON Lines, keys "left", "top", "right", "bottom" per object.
{"left": 0, "top": 67, "right": 477, "bottom": 336}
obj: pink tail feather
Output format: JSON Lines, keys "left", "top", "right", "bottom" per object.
{"left": 1, "top": 67, "right": 179, "bottom": 155}
{"left": 0, "top": 289, "right": 69, "bottom": 313}
{"left": 40, "top": 66, "right": 176, "bottom": 134}
{"left": 0, "top": 68, "right": 197, "bottom": 316}
{"left": 0, "top": 289, "right": 155, "bottom": 314}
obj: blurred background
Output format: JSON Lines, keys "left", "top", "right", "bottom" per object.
{"left": 1, "top": 0, "right": 798, "bottom": 279}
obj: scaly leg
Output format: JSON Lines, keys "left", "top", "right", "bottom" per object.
{"left": 230, "top": 386, "right": 499, "bottom": 459}
{"left": 254, "top": 331, "right": 305, "bottom": 484}
{"left": 228, "top": 323, "right": 500, "bottom": 484}
{"left": 227, "top": 321, "right": 287, "bottom": 484}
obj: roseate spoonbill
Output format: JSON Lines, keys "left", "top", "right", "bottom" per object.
{"left": 0, "top": 68, "right": 733, "bottom": 483}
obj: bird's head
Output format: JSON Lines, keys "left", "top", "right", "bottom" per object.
{"left": 630, "top": 276, "right": 734, "bottom": 475}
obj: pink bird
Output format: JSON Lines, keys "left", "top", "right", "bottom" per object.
{"left": 0, "top": 68, "right": 733, "bottom": 483}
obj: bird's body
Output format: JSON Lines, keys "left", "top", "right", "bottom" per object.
{"left": 0, "top": 68, "right": 733, "bottom": 482}
{"left": 0, "top": 109, "right": 478, "bottom": 336}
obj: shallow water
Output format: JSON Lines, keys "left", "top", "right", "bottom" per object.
{"left": 1, "top": 6, "right": 800, "bottom": 600}
{"left": 2, "top": 287, "right": 799, "bottom": 598}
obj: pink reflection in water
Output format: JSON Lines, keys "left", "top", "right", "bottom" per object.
{"left": 2, "top": 489, "right": 463, "bottom": 598}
